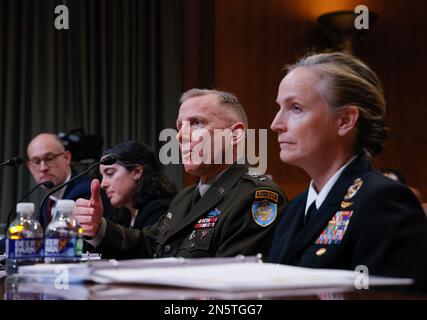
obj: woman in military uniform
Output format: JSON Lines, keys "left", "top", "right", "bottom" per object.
{"left": 269, "top": 52, "right": 427, "bottom": 287}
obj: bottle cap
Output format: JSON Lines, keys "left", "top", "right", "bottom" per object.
{"left": 16, "top": 202, "right": 35, "bottom": 213}
{"left": 55, "top": 199, "right": 75, "bottom": 212}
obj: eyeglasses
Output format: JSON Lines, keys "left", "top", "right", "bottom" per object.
{"left": 28, "top": 152, "right": 65, "bottom": 168}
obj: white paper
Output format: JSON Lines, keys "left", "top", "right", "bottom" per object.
{"left": 90, "top": 262, "right": 414, "bottom": 292}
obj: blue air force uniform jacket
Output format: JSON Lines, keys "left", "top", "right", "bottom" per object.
{"left": 269, "top": 155, "right": 427, "bottom": 286}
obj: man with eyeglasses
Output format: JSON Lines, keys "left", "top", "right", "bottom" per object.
{"left": 26, "top": 133, "right": 112, "bottom": 228}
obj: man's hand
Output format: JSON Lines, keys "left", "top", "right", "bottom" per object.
{"left": 73, "top": 179, "right": 104, "bottom": 237}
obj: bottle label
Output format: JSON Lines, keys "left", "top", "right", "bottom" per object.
{"left": 6, "top": 238, "right": 44, "bottom": 259}
{"left": 44, "top": 237, "right": 83, "bottom": 258}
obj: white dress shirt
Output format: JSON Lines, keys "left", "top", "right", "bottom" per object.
{"left": 305, "top": 156, "right": 357, "bottom": 216}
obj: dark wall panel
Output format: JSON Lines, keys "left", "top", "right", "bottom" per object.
{"left": 182, "top": 0, "right": 427, "bottom": 201}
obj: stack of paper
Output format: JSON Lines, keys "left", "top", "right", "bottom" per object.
{"left": 18, "top": 263, "right": 91, "bottom": 283}
{"left": 90, "top": 262, "right": 413, "bottom": 292}
{"left": 16, "top": 256, "right": 413, "bottom": 292}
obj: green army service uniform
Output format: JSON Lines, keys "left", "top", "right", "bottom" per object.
{"left": 96, "top": 164, "right": 287, "bottom": 260}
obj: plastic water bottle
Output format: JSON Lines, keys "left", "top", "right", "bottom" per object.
{"left": 44, "top": 199, "right": 83, "bottom": 263}
{"left": 5, "top": 203, "right": 44, "bottom": 274}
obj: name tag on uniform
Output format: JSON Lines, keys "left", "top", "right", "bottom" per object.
{"left": 315, "top": 211, "right": 353, "bottom": 245}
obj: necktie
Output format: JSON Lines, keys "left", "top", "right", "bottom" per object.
{"left": 191, "top": 188, "right": 201, "bottom": 207}
{"left": 46, "top": 198, "right": 53, "bottom": 225}
{"left": 304, "top": 201, "right": 317, "bottom": 225}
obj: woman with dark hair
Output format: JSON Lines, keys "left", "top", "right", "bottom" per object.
{"left": 99, "top": 141, "right": 177, "bottom": 230}
{"left": 269, "top": 52, "right": 427, "bottom": 287}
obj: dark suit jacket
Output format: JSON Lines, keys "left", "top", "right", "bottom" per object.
{"left": 269, "top": 155, "right": 427, "bottom": 286}
{"left": 40, "top": 173, "right": 113, "bottom": 228}
{"left": 108, "top": 197, "right": 173, "bottom": 231}
{"left": 95, "top": 164, "right": 287, "bottom": 260}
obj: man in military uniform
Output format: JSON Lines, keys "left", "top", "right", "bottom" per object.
{"left": 74, "top": 89, "right": 287, "bottom": 260}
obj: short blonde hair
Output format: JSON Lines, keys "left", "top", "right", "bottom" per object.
{"left": 287, "top": 52, "right": 387, "bottom": 157}
{"left": 180, "top": 88, "right": 249, "bottom": 129}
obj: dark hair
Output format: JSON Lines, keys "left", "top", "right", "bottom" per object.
{"left": 286, "top": 52, "right": 387, "bottom": 158}
{"left": 103, "top": 141, "right": 177, "bottom": 209}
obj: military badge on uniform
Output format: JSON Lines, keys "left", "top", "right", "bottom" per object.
{"left": 255, "top": 190, "right": 279, "bottom": 203}
{"left": 207, "top": 208, "right": 221, "bottom": 218}
{"left": 194, "top": 217, "right": 218, "bottom": 229}
{"left": 188, "top": 230, "right": 196, "bottom": 240}
{"left": 252, "top": 199, "right": 277, "bottom": 227}
{"left": 315, "top": 211, "right": 353, "bottom": 245}
{"left": 316, "top": 248, "right": 327, "bottom": 256}
{"left": 344, "top": 178, "right": 363, "bottom": 201}
{"left": 193, "top": 209, "right": 221, "bottom": 230}
{"left": 200, "top": 229, "right": 210, "bottom": 240}
{"left": 340, "top": 201, "right": 353, "bottom": 209}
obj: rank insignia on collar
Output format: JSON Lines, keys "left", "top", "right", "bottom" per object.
{"left": 166, "top": 212, "right": 172, "bottom": 220}
{"left": 344, "top": 178, "right": 363, "bottom": 201}
{"left": 340, "top": 201, "right": 353, "bottom": 209}
{"left": 252, "top": 199, "right": 277, "bottom": 227}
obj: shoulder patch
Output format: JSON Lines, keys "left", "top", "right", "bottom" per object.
{"left": 255, "top": 189, "right": 278, "bottom": 203}
{"left": 252, "top": 199, "right": 277, "bottom": 227}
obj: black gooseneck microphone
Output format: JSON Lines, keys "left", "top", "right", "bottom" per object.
{"left": 38, "top": 154, "right": 117, "bottom": 223}
{"left": 1, "top": 157, "right": 23, "bottom": 167}
{"left": 6, "top": 180, "right": 54, "bottom": 227}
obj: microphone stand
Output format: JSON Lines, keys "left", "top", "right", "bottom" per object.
{"left": 0, "top": 157, "right": 23, "bottom": 167}
{"left": 6, "top": 181, "right": 54, "bottom": 230}
{"left": 38, "top": 155, "right": 116, "bottom": 223}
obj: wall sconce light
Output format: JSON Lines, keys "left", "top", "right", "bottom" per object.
{"left": 317, "top": 10, "right": 378, "bottom": 52}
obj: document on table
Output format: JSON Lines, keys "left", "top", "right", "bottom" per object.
{"left": 16, "top": 255, "right": 413, "bottom": 292}
{"left": 90, "top": 262, "right": 414, "bottom": 292}
{"left": 16, "top": 255, "right": 261, "bottom": 284}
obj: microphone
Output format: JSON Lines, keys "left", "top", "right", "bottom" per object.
{"left": 1, "top": 157, "right": 23, "bottom": 167}
{"left": 6, "top": 180, "right": 54, "bottom": 227}
{"left": 38, "top": 155, "right": 117, "bottom": 223}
